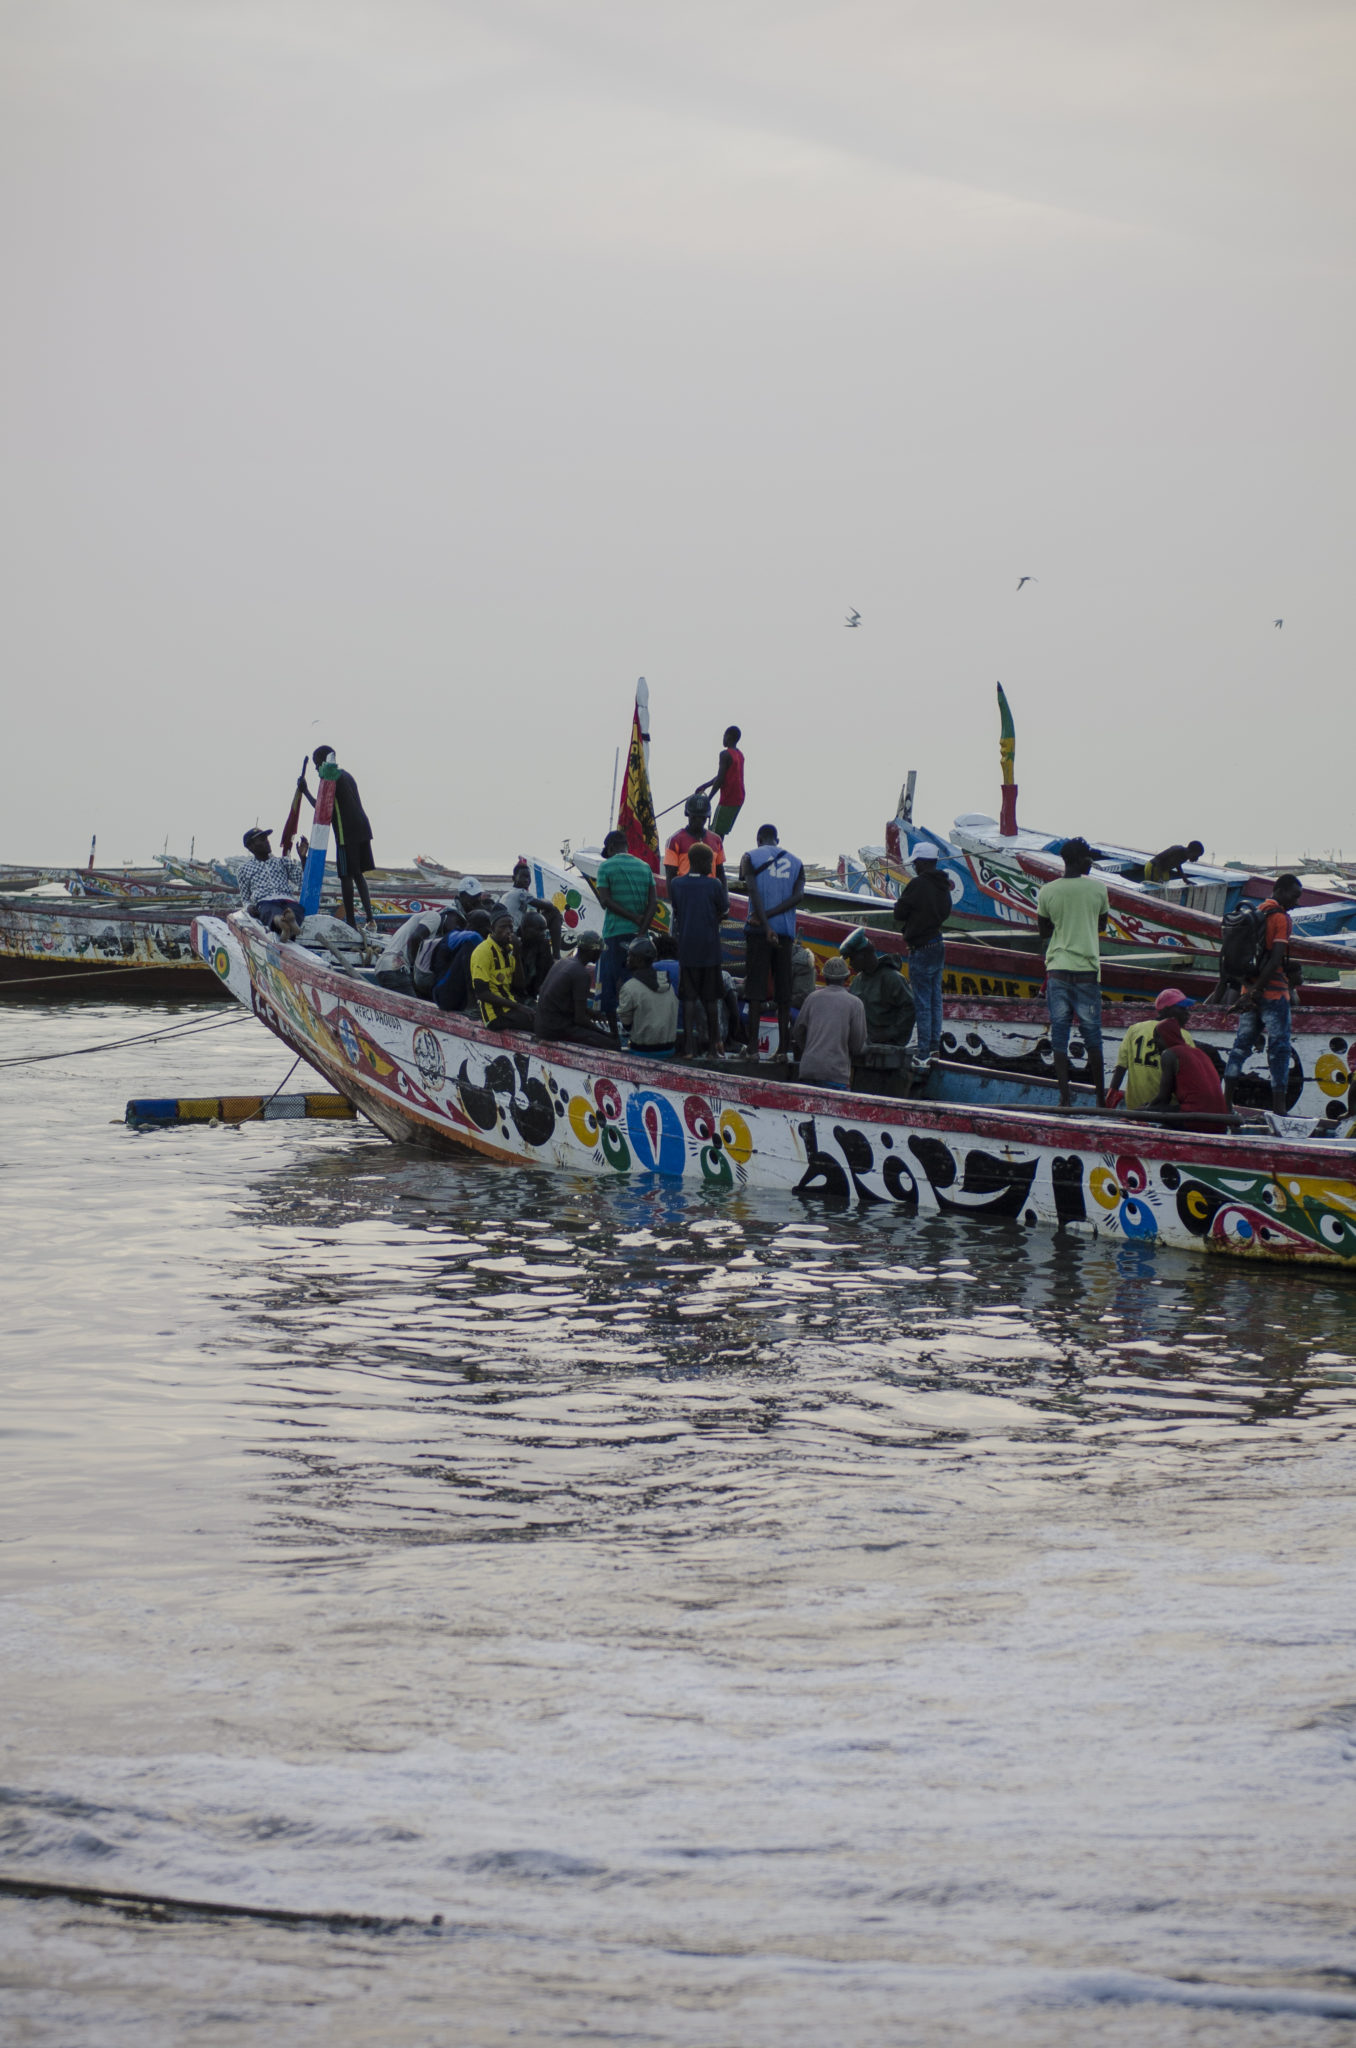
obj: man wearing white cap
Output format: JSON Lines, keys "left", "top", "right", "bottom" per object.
{"left": 892, "top": 844, "right": 952, "bottom": 1067}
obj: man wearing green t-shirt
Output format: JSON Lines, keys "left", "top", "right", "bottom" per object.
{"left": 1036, "top": 837, "right": 1110, "bottom": 1106}
{"left": 593, "top": 829, "right": 658, "bottom": 1027}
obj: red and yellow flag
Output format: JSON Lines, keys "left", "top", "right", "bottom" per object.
{"left": 617, "top": 702, "right": 659, "bottom": 872}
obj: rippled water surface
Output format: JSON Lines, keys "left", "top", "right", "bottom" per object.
{"left": 3, "top": 1001, "right": 1356, "bottom": 2045}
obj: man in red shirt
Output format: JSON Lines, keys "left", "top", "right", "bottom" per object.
{"left": 695, "top": 727, "right": 745, "bottom": 840}
{"left": 664, "top": 794, "right": 726, "bottom": 883}
{"left": 1149, "top": 1013, "right": 1228, "bottom": 1124}
{"left": 1222, "top": 874, "right": 1303, "bottom": 1112}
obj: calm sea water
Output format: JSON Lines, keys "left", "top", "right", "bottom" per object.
{"left": 3, "top": 1000, "right": 1355, "bottom": 2046}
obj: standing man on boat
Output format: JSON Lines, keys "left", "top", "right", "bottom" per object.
{"left": 892, "top": 843, "right": 952, "bottom": 1069}
{"left": 694, "top": 727, "right": 746, "bottom": 840}
{"left": 738, "top": 824, "right": 806, "bottom": 1061}
{"left": 593, "top": 828, "right": 658, "bottom": 1031}
{"left": 670, "top": 842, "right": 730, "bottom": 1060}
{"left": 297, "top": 747, "right": 375, "bottom": 928}
{"left": 1221, "top": 874, "right": 1303, "bottom": 1113}
{"left": 664, "top": 794, "right": 726, "bottom": 884}
{"left": 1036, "top": 837, "right": 1109, "bottom": 1107}
{"left": 839, "top": 928, "right": 915, "bottom": 1055}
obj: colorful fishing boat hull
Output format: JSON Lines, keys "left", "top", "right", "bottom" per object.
{"left": 0, "top": 897, "right": 227, "bottom": 996}
{"left": 193, "top": 913, "right": 1356, "bottom": 1269}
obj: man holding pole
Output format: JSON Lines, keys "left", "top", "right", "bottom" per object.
{"left": 298, "top": 747, "right": 376, "bottom": 928}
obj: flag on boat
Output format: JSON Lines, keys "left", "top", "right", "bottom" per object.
{"left": 280, "top": 755, "right": 308, "bottom": 856}
{"left": 617, "top": 697, "right": 659, "bottom": 871}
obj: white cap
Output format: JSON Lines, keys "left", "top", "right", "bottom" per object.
{"left": 913, "top": 842, "right": 940, "bottom": 861}
{"left": 458, "top": 875, "right": 482, "bottom": 895}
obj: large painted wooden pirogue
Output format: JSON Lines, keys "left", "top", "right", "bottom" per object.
{"left": 195, "top": 913, "right": 1356, "bottom": 1272}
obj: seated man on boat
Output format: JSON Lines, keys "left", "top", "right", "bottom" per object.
{"left": 236, "top": 828, "right": 304, "bottom": 933}
{"left": 789, "top": 939, "right": 817, "bottom": 1008}
{"left": 1106, "top": 989, "right": 1198, "bottom": 1110}
{"left": 470, "top": 910, "right": 535, "bottom": 1031}
{"left": 652, "top": 931, "right": 682, "bottom": 995}
{"left": 445, "top": 876, "right": 492, "bottom": 928}
{"left": 534, "top": 932, "right": 613, "bottom": 1047}
{"left": 1149, "top": 1011, "right": 1228, "bottom": 1124}
{"left": 501, "top": 861, "right": 563, "bottom": 955}
{"left": 374, "top": 906, "right": 443, "bottom": 990}
{"left": 790, "top": 954, "right": 867, "bottom": 1091}
{"left": 840, "top": 927, "right": 916, "bottom": 1075}
{"left": 617, "top": 938, "right": 679, "bottom": 1058}
{"left": 432, "top": 913, "right": 492, "bottom": 1012}
{"left": 517, "top": 910, "right": 556, "bottom": 999}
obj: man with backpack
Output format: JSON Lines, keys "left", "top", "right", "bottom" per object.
{"left": 428, "top": 913, "right": 492, "bottom": 1011}
{"left": 1221, "top": 874, "right": 1304, "bottom": 1111}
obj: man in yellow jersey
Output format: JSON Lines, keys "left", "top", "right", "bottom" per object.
{"left": 470, "top": 911, "right": 534, "bottom": 1030}
{"left": 1106, "top": 990, "right": 1198, "bottom": 1110}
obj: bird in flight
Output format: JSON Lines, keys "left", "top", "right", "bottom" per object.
{"left": 1016, "top": 576, "right": 1036, "bottom": 591}
{"left": 1274, "top": 619, "right": 1284, "bottom": 629}
{"left": 845, "top": 609, "right": 861, "bottom": 628}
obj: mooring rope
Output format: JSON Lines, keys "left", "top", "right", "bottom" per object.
{"left": 0, "top": 1010, "right": 255, "bottom": 1069}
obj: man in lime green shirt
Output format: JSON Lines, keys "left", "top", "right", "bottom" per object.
{"left": 1036, "top": 838, "right": 1109, "bottom": 1106}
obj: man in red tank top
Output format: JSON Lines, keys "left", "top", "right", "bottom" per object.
{"left": 697, "top": 726, "right": 745, "bottom": 838}
{"left": 1150, "top": 1011, "right": 1228, "bottom": 1123}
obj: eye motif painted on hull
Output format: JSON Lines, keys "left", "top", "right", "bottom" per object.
{"left": 626, "top": 1090, "right": 686, "bottom": 1176}
{"left": 565, "top": 1076, "right": 630, "bottom": 1170}
{"left": 681, "top": 1094, "right": 749, "bottom": 1187}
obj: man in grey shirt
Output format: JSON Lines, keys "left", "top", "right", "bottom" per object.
{"left": 791, "top": 955, "right": 867, "bottom": 1089}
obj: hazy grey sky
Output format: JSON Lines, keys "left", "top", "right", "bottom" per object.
{"left": 2, "top": 0, "right": 1352, "bottom": 871}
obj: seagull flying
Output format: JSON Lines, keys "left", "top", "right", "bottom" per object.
{"left": 1274, "top": 619, "right": 1284, "bottom": 629}
{"left": 845, "top": 609, "right": 861, "bottom": 628}
{"left": 1016, "top": 576, "right": 1036, "bottom": 591}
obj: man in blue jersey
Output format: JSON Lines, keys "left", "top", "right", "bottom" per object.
{"left": 738, "top": 824, "right": 807, "bottom": 1061}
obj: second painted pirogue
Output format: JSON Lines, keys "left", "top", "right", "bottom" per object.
{"left": 193, "top": 911, "right": 1356, "bottom": 1271}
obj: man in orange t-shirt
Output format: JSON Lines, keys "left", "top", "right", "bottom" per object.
{"left": 664, "top": 793, "right": 726, "bottom": 883}
{"left": 1222, "top": 873, "right": 1303, "bottom": 1111}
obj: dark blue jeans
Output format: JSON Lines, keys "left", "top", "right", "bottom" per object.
{"left": 1224, "top": 997, "right": 1291, "bottom": 1092}
{"left": 908, "top": 938, "right": 945, "bottom": 1059}
{"left": 598, "top": 936, "right": 634, "bottom": 1017}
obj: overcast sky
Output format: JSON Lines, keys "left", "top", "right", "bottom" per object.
{"left": 2, "top": 0, "right": 1351, "bottom": 873}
